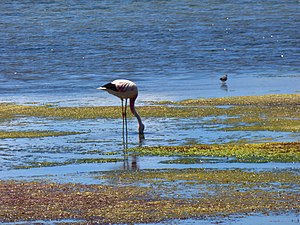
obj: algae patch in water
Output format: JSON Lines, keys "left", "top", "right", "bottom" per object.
{"left": 1, "top": 94, "right": 299, "bottom": 132}
{"left": 1, "top": 168, "right": 299, "bottom": 224}
{"left": 156, "top": 94, "right": 300, "bottom": 132}
{"left": 131, "top": 141, "right": 300, "bottom": 162}
{"left": 15, "top": 158, "right": 123, "bottom": 169}
{"left": 98, "top": 168, "right": 300, "bottom": 194}
{"left": 0, "top": 103, "right": 222, "bottom": 119}
{"left": 0, "top": 103, "right": 121, "bottom": 119}
{"left": 0, "top": 131, "right": 80, "bottom": 139}
{"left": 165, "top": 94, "right": 300, "bottom": 106}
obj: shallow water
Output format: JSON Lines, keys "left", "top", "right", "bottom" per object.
{"left": 1, "top": 116, "right": 299, "bottom": 225}
{"left": 5, "top": 213, "right": 300, "bottom": 225}
{"left": 0, "top": 116, "right": 299, "bottom": 173}
{"left": 1, "top": 1, "right": 299, "bottom": 224}
{"left": 1, "top": 0, "right": 299, "bottom": 106}
{"left": 140, "top": 213, "right": 300, "bottom": 225}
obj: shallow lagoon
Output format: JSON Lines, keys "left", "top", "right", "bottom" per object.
{"left": 1, "top": 115, "right": 299, "bottom": 173}
{"left": 1, "top": 0, "right": 300, "bottom": 222}
{"left": 0, "top": 95, "right": 299, "bottom": 224}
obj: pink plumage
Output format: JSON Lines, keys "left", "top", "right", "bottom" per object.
{"left": 99, "top": 79, "right": 138, "bottom": 99}
{"left": 98, "top": 79, "right": 144, "bottom": 135}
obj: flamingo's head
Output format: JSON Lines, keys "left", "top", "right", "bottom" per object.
{"left": 139, "top": 123, "right": 145, "bottom": 135}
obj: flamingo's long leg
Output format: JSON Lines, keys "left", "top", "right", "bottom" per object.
{"left": 124, "top": 99, "right": 128, "bottom": 147}
{"left": 121, "top": 99, "right": 125, "bottom": 146}
{"left": 121, "top": 99, "right": 129, "bottom": 168}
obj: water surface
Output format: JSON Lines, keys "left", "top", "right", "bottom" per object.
{"left": 1, "top": 0, "right": 299, "bottom": 105}
{"left": 0, "top": 1, "right": 299, "bottom": 224}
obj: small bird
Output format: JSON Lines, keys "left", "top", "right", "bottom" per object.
{"left": 97, "top": 79, "right": 145, "bottom": 137}
{"left": 220, "top": 74, "right": 228, "bottom": 82}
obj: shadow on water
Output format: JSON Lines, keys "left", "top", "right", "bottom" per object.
{"left": 220, "top": 82, "right": 228, "bottom": 92}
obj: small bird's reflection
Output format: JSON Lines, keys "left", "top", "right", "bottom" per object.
{"left": 220, "top": 82, "right": 228, "bottom": 92}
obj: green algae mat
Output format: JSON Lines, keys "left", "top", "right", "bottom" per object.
{"left": 0, "top": 94, "right": 299, "bottom": 137}
{"left": 0, "top": 131, "right": 80, "bottom": 139}
{"left": 2, "top": 94, "right": 300, "bottom": 117}
{"left": 130, "top": 141, "right": 300, "bottom": 163}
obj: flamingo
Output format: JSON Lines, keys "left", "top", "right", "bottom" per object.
{"left": 220, "top": 74, "right": 228, "bottom": 82}
{"left": 97, "top": 79, "right": 145, "bottom": 138}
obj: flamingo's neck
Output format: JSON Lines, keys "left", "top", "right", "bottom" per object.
{"left": 130, "top": 97, "right": 144, "bottom": 135}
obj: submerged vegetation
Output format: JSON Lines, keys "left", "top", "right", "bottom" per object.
{"left": 0, "top": 131, "right": 80, "bottom": 139}
{"left": 0, "top": 94, "right": 299, "bottom": 133}
{"left": 130, "top": 141, "right": 300, "bottom": 163}
{"left": 99, "top": 168, "right": 300, "bottom": 187}
{"left": 15, "top": 158, "right": 122, "bottom": 169}
{"left": 163, "top": 93, "right": 300, "bottom": 106}
{"left": 0, "top": 94, "right": 299, "bottom": 223}
{"left": 1, "top": 168, "right": 299, "bottom": 223}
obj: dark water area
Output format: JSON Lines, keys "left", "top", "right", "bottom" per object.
{"left": 1, "top": 0, "right": 299, "bottom": 105}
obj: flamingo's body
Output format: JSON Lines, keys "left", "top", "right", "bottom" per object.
{"left": 220, "top": 74, "right": 228, "bottom": 82}
{"left": 98, "top": 79, "right": 144, "bottom": 135}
